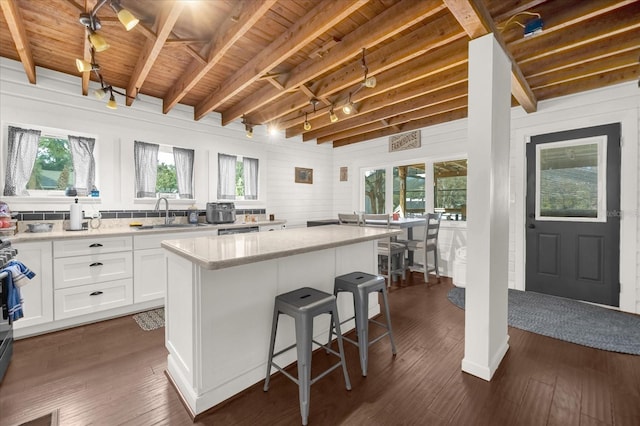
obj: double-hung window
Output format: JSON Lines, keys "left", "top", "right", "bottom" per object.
{"left": 134, "top": 141, "right": 194, "bottom": 199}
{"left": 217, "top": 153, "right": 259, "bottom": 200}
{"left": 3, "top": 125, "right": 96, "bottom": 197}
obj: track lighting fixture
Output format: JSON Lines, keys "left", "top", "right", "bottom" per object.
{"left": 76, "top": 1, "right": 138, "bottom": 110}
{"left": 329, "top": 107, "right": 338, "bottom": 123}
{"left": 303, "top": 113, "right": 311, "bottom": 131}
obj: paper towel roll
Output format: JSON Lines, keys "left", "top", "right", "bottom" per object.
{"left": 69, "top": 199, "right": 83, "bottom": 230}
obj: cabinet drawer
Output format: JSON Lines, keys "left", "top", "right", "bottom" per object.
{"left": 54, "top": 236, "right": 133, "bottom": 258}
{"left": 54, "top": 252, "right": 133, "bottom": 289}
{"left": 54, "top": 279, "right": 133, "bottom": 320}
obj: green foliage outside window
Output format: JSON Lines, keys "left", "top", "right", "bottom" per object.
{"left": 27, "top": 137, "right": 74, "bottom": 190}
{"left": 236, "top": 161, "right": 244, "bottom": 197}
{"left": 156, "top": 162, "right": 177, "bottom": 193}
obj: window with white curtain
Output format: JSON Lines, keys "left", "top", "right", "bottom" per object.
{"left": 3, "top": 125, "right": 97, "bottom": 197}
{"left": 217, "top": 153, "right": 259, "bottom": 200}
{"left": 134, "top": 141, "right": 194, "bottom": 199}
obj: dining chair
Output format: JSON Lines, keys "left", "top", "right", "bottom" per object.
{"left": 362, "top": 214, "right": 406, "bottom": 286}
{"left": 405, "top": 213, "right": 442, "bottom": 283}
{"left": 338, "top": 213, "right": 361, "bottom": 226}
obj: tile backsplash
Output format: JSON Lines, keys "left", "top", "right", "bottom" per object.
{"left": 14, "top": 208, "right": 266, "bottom": 221}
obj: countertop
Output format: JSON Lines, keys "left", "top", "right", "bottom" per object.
{"left": 6, "top": 219, "right": 287, "bottom": 243}
{"left": 161, "top": 224, "right": 401, "bottom": 270}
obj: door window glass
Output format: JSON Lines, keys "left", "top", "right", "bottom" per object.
{"left": 536, "top": 137, "right": 606, "bottom": 221}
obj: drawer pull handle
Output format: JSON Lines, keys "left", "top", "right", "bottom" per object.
{"left": 90, "top": 291, "right": 103, "bottom": 296}
{"left": 89, "top": 243, "right": 103, "bottom": 248}
{"left": 89, "top": 262, "right": 103, "bottom": 267}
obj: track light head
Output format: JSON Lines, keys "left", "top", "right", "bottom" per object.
{"left": 106, "top": 92, "right": 117, "bottom": 109}
{"left": 76, "top": 58, "right": 100, "bottom": 73}
{"left": 343, "top": 101, "right": 356, "bottom": 115}
{"left": 329, "top": 108, "right": 338, "bottom": 123}
{"left": 88, "top": 30, "right": 110, "bottom": 52}
{"left": 303, "top": 113, "right": 311, "bottom": 131}
{"left": 364, "top": 75, "right": 377, "bottom": 88}
{"left": 93, "top": 87, "right": 107, "bottom": 100}
{"left": 246, "top": 126, "right": 253, "bottom": 138}
{"left": 268, "top": 123, "right": 279, "bottom": 136}
{"left": 110, "top": 0, "right": 139, "bottom": 31}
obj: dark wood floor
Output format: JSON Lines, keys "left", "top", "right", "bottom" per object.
{"left": 1, "top": 274, "right": 639, "bottom": 426}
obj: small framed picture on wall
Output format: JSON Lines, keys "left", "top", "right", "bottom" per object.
{"left": 340, "top": 166, "right": 348, "bottom": 181}
{"left": 295, "top": 167, "right": 313, "bottom": 184}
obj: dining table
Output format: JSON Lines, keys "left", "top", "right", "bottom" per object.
{"left": 362, "top": 216, "right": 426, "bottom": 264}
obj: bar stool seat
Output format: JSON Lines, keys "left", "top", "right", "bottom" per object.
{"left": 264, "top": 287, "right": 351, "bottom": 426}
{"left": 329, "top": 272, "right": 397, "bottom": 377}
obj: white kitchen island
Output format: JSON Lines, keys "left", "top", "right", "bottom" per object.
{"left": 160, "top": 225, "right": 400, "bottom": 417}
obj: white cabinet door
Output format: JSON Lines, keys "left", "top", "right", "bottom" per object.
{"left": 133, "top": 248, "right": 165, "bottom": 303}
{"left": 12, "top": 241, "right": 54, "bottom": 330}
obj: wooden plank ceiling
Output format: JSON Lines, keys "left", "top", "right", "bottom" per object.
{"left": 1, "top": 0, "right": 638, "bottom": 147}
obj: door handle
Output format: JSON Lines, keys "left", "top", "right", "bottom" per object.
{"left": 89, "top": 262, "right": 103, "bottom": 267}
{"left": 527, "top": 223, "right": 535, "bottom": 229}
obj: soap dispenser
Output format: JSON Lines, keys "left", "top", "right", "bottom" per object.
{"left": 188, "top": 205, "right": 199, "bottom": 224}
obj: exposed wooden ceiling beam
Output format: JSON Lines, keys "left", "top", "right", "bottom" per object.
{"left": 250, "top": 12, "right": 466, "bottom": 128}
{"left": 194, "top": 0, "right": 369, "bottom": 121}
{"left": 316, "top": 94, "right": 468, "bottom": 144}
{"left": 528, "top": 49, "right": 640, "bottom": 90}
{"left": 0, "top": 0, "right": 36, "bottom": 84}
{"left": 534, "top": 66, "right": 638, "bottom": 101}
{"left": 521, "top": 31, "right": 640, "bottom": 79}
{"left": 222, "top": 0, "right": 446, "bottom": 126}
{"left": 162, "top": 0, "right": 276, "bottom": 114}
{"left": 443, "top": 0, "right": 537, "bottom": 113}
{"left": 332, "top": 109, "right": 468, "bottom": 147}
{"left": 126, "top": 1, "right": 184, "bottom": 106}
{"left": 80, "top": 0, "right": 97, "bottom": 96}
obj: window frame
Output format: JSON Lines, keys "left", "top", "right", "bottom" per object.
{"left": 359, "top": 155, "right": 467, "bottom": 220}
{"left": 1, "top": 123, "right": 100, "bottom": 203}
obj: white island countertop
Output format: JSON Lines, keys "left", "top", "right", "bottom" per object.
{"left": 161, "top": 224, "right": 400, "bottom": 270}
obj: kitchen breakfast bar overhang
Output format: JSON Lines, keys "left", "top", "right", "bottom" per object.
{"left": 161, "top": 225, "right": 401, "bottom": 417}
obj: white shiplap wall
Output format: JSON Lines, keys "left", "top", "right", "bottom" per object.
{"left": 0, "top": 58, "right": 333, "bottom": 227}
{"left": 332, "top": 81, "right": 639, "bottom": 314}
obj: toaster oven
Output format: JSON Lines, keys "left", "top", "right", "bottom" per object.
{"left": 206, "top": 202, "right": 236, "bottom": 224}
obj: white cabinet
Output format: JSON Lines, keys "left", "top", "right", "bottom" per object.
{"left": 53, "top": 236, "right": 133, "bottom": 320}
{"left": 133, "top": 230, "right": 217, "bottom": 303}
{"left": 12, "top": 241, "right": 54, "bottom": 330}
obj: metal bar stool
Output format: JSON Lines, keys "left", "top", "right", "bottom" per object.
{"left": 264, "top": 287, "right": 351, "bottom": 426}
{"left": 328, "top": 272, "right": 397, "bottom": 376}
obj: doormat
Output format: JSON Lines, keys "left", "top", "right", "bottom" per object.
{"left": 133, "top": 308, "right": 165, "bottom": 331}
{"left": 18, "top": 409, "right": 59, "bottom": 426}
{"left": 447, "top": 287, "right": 640, "bottom": 355}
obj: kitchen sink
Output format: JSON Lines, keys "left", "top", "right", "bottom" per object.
{"left": 136, "top": 223, "right": 211, "bottom": 230}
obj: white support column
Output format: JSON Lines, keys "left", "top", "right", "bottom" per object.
{"left": 461, "top": 33, "right": 511, "bottom": 381}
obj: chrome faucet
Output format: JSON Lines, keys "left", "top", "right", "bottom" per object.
{"left": 154, "top": 197, "right": 173, "bottom": 224}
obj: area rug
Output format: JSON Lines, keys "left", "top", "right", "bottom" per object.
{"left": 447, "top": 287, "right": 640, "bottom": 355}
{"left": 132, "top": 308, "right": 165, "bottom": 331}
{"left": 18, "top": 409, "right": 59, "bottom": 426}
